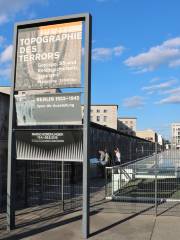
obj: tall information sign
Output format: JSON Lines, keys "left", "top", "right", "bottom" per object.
{"left": 7, "top": 14, "right": 92, "bottom": 239}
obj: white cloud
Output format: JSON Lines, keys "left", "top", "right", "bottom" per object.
{"left": 0, "top": 65, "right": 11, "bottom": 78}
{"left": 169, "top": 59, "right": 180, "bottom": 67}
{"left": 163, "top": 38, "right": 180, "bottom": 48}
{"left": 0, "top": 0, "right": 40, "bottom": 14}
{"left": 92, "top": 45, "right": 124, "bottom": 61}
{"left": 92, "top": 48, "right": 112, "bottom": 60}
{"left": 123, "top": 96, "right": 145, "bottom": 108}
{"left": 150, "top": 77, "right": 160, "bottom": 83}
{"left": 0, "top": 14, "right": 8, "bottom": 25}
{"left": 142, "top": 79, "right": 177, "bottom": 92}
{"left": 156, "top": 95, "right": 180, "bottom": 104}
{"left": 0, "top": 44, "right": 13, "bottom": 81}
{"left": 113, "top": 46, "right": 124, "bottom": 56}
{"left": 0, "top": 0, "right": 47, "bottom": 22}
{"left": 0, "top": 45, "right": 13, "bottom": 63}
{"left": 161, "top": 87, "right": 180, "bottom": 95}
{"left": 124, "top": 37, "right": 180, "bottom": 72}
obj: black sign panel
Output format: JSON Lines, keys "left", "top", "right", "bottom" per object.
{"left": 15, "top": 92, "right": 82, "bottom": 126}
{"left": 15, "top": 130, "right": 83, "bottom": 162}
{"left": 15, "top": 22, "right": 82, "bottom": 90}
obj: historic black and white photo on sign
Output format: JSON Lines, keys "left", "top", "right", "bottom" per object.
{"left": 15, "top": 22, "right": 82, "bottom": 90}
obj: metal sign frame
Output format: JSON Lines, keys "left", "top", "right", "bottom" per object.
{"left": 7, "top": 13, "right": 92, "bottom": 239}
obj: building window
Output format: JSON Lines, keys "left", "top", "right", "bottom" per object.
{"left": 97, "top": 116, "right": 100, "bottom": 122}
{"left": 104, "top": 116, "right": 107, "bottom": 122}
{"left": 104, "top": 109, "right": 107, "bottom": 113}
{"left": 97, "top": 109, "right": 100, "bottom": 113}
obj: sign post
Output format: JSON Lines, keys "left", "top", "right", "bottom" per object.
{"left": 82, "top": 14, "right": 92, "bottom": 239}
{"left": 7, "top": 13, "right": 92, "bottom": 239}
{"left": 7, "top": 24, "right": 18, "bottom": 230}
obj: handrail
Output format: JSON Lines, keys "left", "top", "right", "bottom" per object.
{"left": 106, "top": 153, "right": 156, "bottom": 169}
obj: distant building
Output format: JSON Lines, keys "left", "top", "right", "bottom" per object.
{"left": 81, "top": 105, "right": 118, "bottom": 130}
{"left": 136, "top": 129, "right": 157, "bottom": 142}
{"left": 171, "top": 123, "right": 180, "bottom": 149}
{"left": 0, "top": 86, "right": 10, "bottom": 95}
{"left": 117, "top": 117, "right": 137, "bottom": 136}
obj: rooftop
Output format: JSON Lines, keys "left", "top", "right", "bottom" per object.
{"left": 90, "top": 104, "right": 118, "bottom": 107}
{"left": 0, "top": 86, "right": 10, "bottom": 95}
{"left": 118, "top": 117, "right": 137, "bottom": 119}
{"left": 136, "top": 129, "right": 156, "bottom": 133}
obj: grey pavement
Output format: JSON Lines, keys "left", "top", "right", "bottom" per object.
{"left": 1, "top": 210, "right": 180, "bottom": 240}
{"left": 21, "top": 213, "right": 180, "bottom": 240}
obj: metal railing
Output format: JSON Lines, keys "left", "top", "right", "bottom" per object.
{"left": 105, "top": 154, "right": 156, "bottom": 200}
{"left": 105, "top": 148, "right": 180, "bottom": 216}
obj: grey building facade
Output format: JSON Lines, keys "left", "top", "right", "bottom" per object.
{"left": 172, "top": 123, "right": 180, "bottom": 149}
{"left": 82, "top": 105, "right": 118, "bottom": 130}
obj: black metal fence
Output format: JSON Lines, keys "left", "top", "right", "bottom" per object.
{"left": 0, "top": 123, "right": 157, "bottom": 213}
{"left": 0, "top": 140, "right": 7, "bottom": 213}
{"left": 1, "top": 123, "right": 168, "bottom": 235}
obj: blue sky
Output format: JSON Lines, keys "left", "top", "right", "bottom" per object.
{"left": 0, "top": 0, "right": 180, "bottom": 139}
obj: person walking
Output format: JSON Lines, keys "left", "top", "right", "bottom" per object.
{"left": 104, "top": 148, "right": 110, "bottom": 166}
{"left": 98, "top": 149, "right": 110, "bottom": 177}
{"left": 98, "top": 150, "right": 105, "bottom": 164}
{"left": 114, "top": 147, "right": 121, "bottom": 164}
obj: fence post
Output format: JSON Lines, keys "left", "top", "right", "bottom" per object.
{"left": 61, "top": 160, "right": 64, "bottom": 211}
{"left": 112, "top": 168, "right": 114, "bottom": 196}
{"left": 119, "top": 167, "right": 121, "bottom": 190}
{"left": 155, "top": 142, "right": 158, "bottom": 217}
{"left": 105, "top": 167, "right": 107, "bottom": 198}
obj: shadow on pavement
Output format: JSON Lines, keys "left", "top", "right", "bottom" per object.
{"left": 89, "top": 204, "right": 155, "bottom": 238}
{"left": 1, "top": 209, "right": 103, "bottom": 240}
